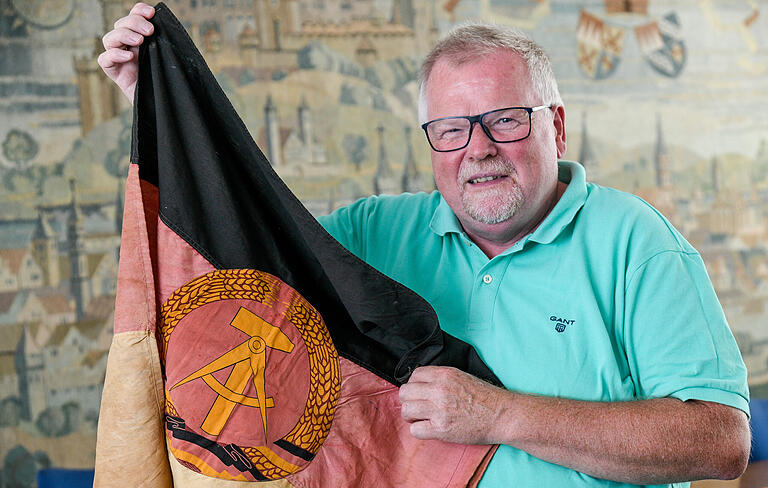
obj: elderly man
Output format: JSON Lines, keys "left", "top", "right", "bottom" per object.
{"left": 100, "top": 4, "right": 750, "bottom": 487}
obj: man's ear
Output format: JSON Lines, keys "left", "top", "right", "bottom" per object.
{"left": 553, "top": 105, "right": 567, "bottom": 158}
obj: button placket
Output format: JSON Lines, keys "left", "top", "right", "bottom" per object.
{"left": 467, "top": 264, "right": 502, "bottom": 330}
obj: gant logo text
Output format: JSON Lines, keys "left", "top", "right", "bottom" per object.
{"left": 550, "top": 315, "right": 575, "bottom": 333}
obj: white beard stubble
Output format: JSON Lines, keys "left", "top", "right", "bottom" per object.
{"left": 458, "top": 157, "right": 524, "bottom": 225}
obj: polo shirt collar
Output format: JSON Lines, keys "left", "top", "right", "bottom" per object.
{"left": 429, "top": 194, "right": 463, "bottom": 236}
{"left": 528, "top": 160, "right": 588, "bottom": 245}
{"left": 428, "top": 160, "right": 588, "bottom": 245}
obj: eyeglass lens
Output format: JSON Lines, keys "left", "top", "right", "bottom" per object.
{"left": 426, "top": 107, "right": 531, "bottom": 151}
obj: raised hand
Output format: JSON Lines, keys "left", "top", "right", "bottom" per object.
{"left": 97, "top": 2, "right": 155, "bottom": 101}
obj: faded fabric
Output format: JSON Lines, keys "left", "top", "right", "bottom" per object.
{"left": 94, "top": 2, "right": 499, "bottom": 487}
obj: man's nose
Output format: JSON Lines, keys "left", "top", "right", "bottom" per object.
{"left": 465, "top": 123, "right": 498, "bottom": 162}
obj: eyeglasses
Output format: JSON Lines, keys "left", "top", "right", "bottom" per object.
{"left": 421, "top": 105, "right": 552, "bottom": 152}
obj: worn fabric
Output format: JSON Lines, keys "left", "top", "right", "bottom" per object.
{"left": 95, "top": 3, "right": 501, "bottom": 486}
{"left": 318, "top": 160, "right": 750, "bottom": 488}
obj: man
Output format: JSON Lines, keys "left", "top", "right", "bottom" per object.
{"left": 100, "top": 4, "right": 750, "bottom": 486}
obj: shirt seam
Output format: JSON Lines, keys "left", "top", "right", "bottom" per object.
{"left": 625, "top": 249, "right": 699, "bottom": 290}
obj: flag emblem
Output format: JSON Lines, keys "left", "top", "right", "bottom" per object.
{"left": 160, "top": 269, "right": 340, "bottom": 480}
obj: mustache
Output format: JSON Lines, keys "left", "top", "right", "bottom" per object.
{"left": 457, "top": 157, "right": 517, "bottom": 184}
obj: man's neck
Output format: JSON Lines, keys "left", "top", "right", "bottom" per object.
{"left": 466, "top": 181, "right": 567, "bottom": 258}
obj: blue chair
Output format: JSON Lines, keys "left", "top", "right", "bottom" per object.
{"left": 739, "top": 398, "right": 768, "bottom": 487}
{"left": 36, "top": 468, "right": 94, "bottom": 488}
{"left": 750, "top": 398, "right": 768, "bottom": 463}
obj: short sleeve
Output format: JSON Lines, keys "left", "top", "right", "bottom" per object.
{"left": 624, "top": 250, "right": 750, "bottom": 415}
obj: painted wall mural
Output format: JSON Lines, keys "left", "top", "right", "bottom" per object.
{"left": 0, "top": 0, "right": 766, "bottom": 485}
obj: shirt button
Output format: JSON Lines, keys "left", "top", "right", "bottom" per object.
{"left": 482, "top": 274, "right": 493, "bottom": 284}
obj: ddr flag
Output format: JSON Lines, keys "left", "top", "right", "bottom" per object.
{"left": 94, "top": 3, "right": 500, "bottom": 487}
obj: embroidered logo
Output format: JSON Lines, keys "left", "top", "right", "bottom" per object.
{"left": 549, "top": 315, "right": 575, "bottom": 333}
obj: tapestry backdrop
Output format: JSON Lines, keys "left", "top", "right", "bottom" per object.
{"left": 0, "top": 0, "right": 766, "bottom": 485}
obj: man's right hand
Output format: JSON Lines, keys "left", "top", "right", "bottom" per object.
{"left": 97, "top": 2, "right": 155, "bottom": 102}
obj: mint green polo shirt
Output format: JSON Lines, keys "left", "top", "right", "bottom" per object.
{"left": 317, "top": 161, "right": 749, "bottom": 488}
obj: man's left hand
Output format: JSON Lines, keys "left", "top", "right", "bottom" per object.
{"left": 398, "top": 367, "right": 751, "bottom": 484}
{"left": 398, "top": 365, "right": 507, "bottom": 444}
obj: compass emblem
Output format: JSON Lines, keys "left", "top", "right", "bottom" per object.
{"left": 170, "top": 307, "right": 295, "bottom": 438}
{"left": 160, "top": 269, "right": 340, "bottom": 481}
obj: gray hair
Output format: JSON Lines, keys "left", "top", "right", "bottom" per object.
{"left": 417, "top": 23, "right": 563, "bottom": 124}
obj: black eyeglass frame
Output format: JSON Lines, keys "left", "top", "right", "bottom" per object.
{"left": 420, "top": 104, "right": 553, "bottom": 153}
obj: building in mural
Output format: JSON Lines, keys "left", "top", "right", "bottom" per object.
{"left": 150, "top": 0, "right": 439, "bottom": 74}
{"left": 0, "top": 178, "right": 118, "bottom": 428}
{"left": 74, "top": 37, "right": 129, "bottom": 137}
{"left": 1, "top": 2, "right": 438, "bottom": 475}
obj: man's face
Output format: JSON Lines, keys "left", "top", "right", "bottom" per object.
{"left": 424, "top": 50, "right": 566, "bottom": 240}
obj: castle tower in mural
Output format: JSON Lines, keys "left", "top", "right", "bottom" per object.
{"left": 402, "top": 126, "right": 422, "bottom": 193}
{"left": 374, "top": 125, "right": 398, "bottom": 195}
{"left": 297, "top": 96, "right": 314, "bottom": 163}
{"left": 73, "top": 0, "right": 134, "bottom": 135}
{"left": 31, "top": 211, "right": 60, "bottom": 288}
{"left": 264, "top": 95, "right": 283, "bottom": 167}
{"left": 255, "top": 0, "right": 301, "bottom": 51}
{"left": 260, "top": 95, "right": 327, "bottom": 173}
{"left": 73, "top": 37, "right": 127, "bottom": 136}
{"left": 15, "top": 326, "right": 46, "bottom": 421}
{"left": 757, "top": 139, "right": 768, "bottom": 166}
{"left": 578, "top": 111, "right": 596, "bottom": 180}
{"left": 654, "top": 113, "right": 672, "bottom": 188}
{"left": 67, "top": 180, "right": 89, "bottom": 321}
